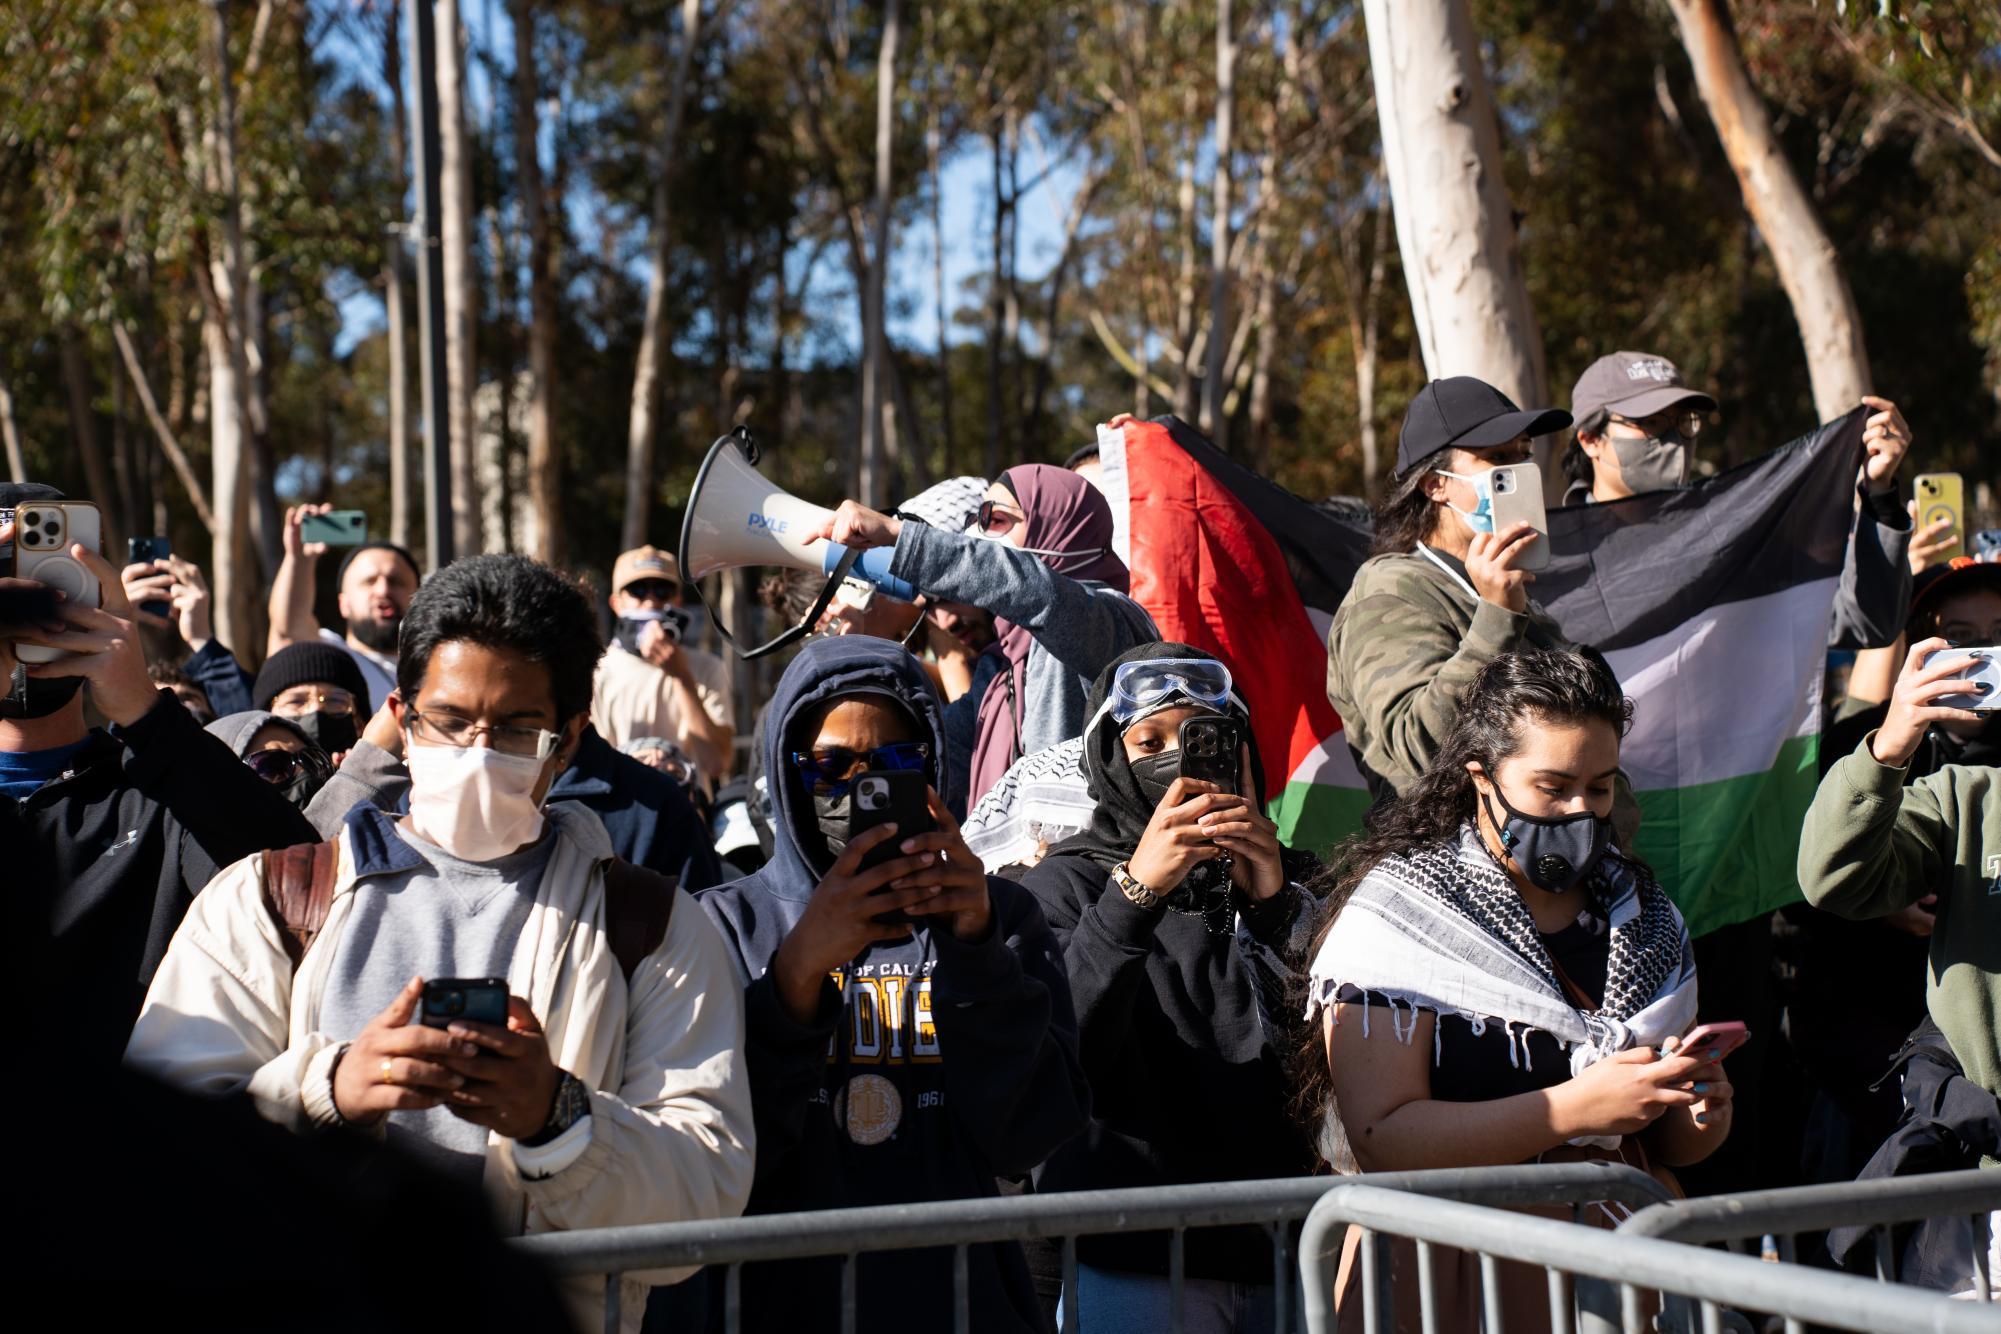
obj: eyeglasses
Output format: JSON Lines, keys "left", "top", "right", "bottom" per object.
{"left": 404, "top": 708, "right": 562, "bottom": 759}
{"left": 246, "top": 748, "right": 311, "bottom": 786}
{"left": 788, "top": 740, "right": 931, "bottom": 796}
{"left": 1609, "top": 410, "right": 1705, "bottom": 440}
{"left": 271, "top": 689, "right": 356, "bottom": 718}
{"left": 623, "top": 579, "right": 680, "bottom": 602}
{"left": 962, "top": 500, "right": 1025, "bottom": 538}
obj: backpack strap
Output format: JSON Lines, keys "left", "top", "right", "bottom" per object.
{"left": 601, "top": 857, "right": 679, "bottom": 981}
{"left": 261, "top": 841, "right": 340, "bottom": 970}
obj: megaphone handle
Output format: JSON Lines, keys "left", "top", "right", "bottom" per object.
{"left": 827, "top": 545, "right": 918, "bottom": 602}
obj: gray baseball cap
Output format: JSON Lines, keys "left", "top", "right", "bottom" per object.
{"left": 1570, "top": 351, "right": 1717, "bottom": 425}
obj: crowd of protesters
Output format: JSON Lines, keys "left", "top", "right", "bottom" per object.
{"left": 4, "top": 344, "right": 1998, "bottom": 1333}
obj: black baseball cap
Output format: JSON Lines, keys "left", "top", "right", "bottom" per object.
{"left": 1393, "top": 377, "right": 1572, "bottom": 478}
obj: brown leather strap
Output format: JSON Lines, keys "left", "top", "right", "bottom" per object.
{"left": 601, "top": 858, "right": 678, "bottom": 981}
{"left": 261, "top": 841, "right": 339, "bottom": 969}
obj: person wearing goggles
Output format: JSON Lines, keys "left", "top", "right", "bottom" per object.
{"left": 1023, "top": 643, "right": 1320, "bottom": 1329}
{"left": 804, "top": 463, "right": 1158, "bottom": 812}
{"left": 695, "top": 633, "right": 1088, "bottom": 1332}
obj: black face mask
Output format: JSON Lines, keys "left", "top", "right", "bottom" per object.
{"left": 812, "top": 790, "right": 852, "bottom": 860}
{"left": 291, "top": 710, "right": 359, "bottom": 757}
{"left": 0, "top": 672, "right": 83, "bottom": 720}
{"left": 1483, "top": 783, "right": 1612, "bottom": 893}
{"left": 1130, "top": 751, "right": 1181, "bottom": 808}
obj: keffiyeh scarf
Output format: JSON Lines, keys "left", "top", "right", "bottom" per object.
{"left": 963, "top": 737, "right": 1095, "bottom": 872}
{"left": 1307, "top": 827, "right": 1698, "bottom": 1148}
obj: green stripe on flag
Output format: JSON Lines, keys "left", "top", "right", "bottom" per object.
{"left": 1631, "top": 732, "right": 1821, "bottom": 939}
{"left": 1271, "top": 780, "right": 1374, "bottom": 861}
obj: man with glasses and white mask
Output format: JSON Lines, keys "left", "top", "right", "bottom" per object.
{"left": 1563, "top": 350, "right": 1914, "bottom": 646}
{"left": 592, "top": 544, "right": 734, "bottom": 786}
{"left": 129, "top": 554, "right": 754, "bottom": 1329}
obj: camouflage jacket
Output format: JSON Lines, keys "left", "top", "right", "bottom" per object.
{"left": 1325, "top": 544, "right": 1563, "bottom": 804}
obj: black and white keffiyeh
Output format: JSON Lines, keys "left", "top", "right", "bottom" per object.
{"left": 1307, "top": 826, "right": 1698, "bottom": 1146}
{"left": 963, "top": 737, "right": 1094, "bottom": 871}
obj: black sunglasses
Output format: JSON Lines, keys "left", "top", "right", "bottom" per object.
{"left": 246, "top": 749, "right": 308, "bottom": 786}
{"left": 623, "top": 578, "right": 681, "bottom": 601}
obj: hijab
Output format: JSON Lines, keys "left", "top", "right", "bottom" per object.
{"left": 967, "top": 465, "right": 1130, "bottom": 802}
{"left": 1048, "top": 641, "right": 1265, "bottom": 873}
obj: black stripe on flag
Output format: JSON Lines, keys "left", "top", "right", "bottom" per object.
{"left": 1537, "top": 408, "right": 1866, "bottom": 652}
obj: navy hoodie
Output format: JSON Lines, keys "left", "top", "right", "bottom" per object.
{"left": 698, "top": 636, "right": 1090, "bottom": 1333}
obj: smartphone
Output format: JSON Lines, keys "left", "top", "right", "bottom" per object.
{"left": 300, "top": 509, "right": 368, "bottom": 546}
{"left": 419, "top": 977, "right": 510, "bottom": 1030}
{"left": 128, "top": 536, "right": 173, "bottom": 620}
{"left": 849, "top": 769, "right": 934, "bottom": 925}
{"left": 1676, "top": 1021, "right": 1750, "bottom": 1063}
{"left": 1487, "top": 463, "right": 1551, "bottom": 571}
{"left": 1177, "top": 715, "right": 1242, "bottom": 793}
{"left": 1914, "top": 474, "right": 1964, "bottom": 564}
{"left": 1929, "top": 646, "right": 2000, "bottom": 713}
{"left": 613, "top": 606, "right": 689, "bottom": 655}
{"left": 15, "top": 500, "right": 103, "bottom": 664}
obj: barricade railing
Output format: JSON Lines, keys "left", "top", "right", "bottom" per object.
{"left": 509, "top": 1162, "right": 1669, "bottom": 1334}
{"left": 1298, "top": 1183, "right": 2001, "bottom": 1334}
{"left": 1599, "top": 1170, "right": 2001, "bottom": 1334}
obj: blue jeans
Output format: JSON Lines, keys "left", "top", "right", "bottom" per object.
{"left": 1061, "top": 1262, "right": 1280, "bottom": 1334}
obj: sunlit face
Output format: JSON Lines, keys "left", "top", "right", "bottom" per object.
{"left": 338, "top": 549, "right": 418, "bottom": 633}
{"left": 611, "top": 576, "right": 681, "bottom": 615}
{"left": 1420, "top": 435, "right": 1532, "bottom": 533}
{"left": 1468, "top": 716, "right": 1621, "bottom": 823}
{"left": 927, "top": 598, "right": 996, "bottom": 652}
{"left": 1119, "top": 703, "right": 1204, "bottom": 764}
{"left": 973, "top": 481, "right": 1029, "bottom": 550}
{"left": 269, "top": 681, "right": 357, "bottom": 721}
{"left": 388, "top": 640, "right": 583, "bottom": 805}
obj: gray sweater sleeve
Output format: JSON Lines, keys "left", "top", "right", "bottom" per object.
{"left": 889, "top": 523, "right": 1157, "bottom": 678}
{"left": 1828, "top": 486, "right": 1913, "bottom": 650}
{"left": 303, "top": 738, "right": 409, "bottom": 839}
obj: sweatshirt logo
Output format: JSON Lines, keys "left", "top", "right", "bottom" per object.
{"left": 834, "top": 1073, "right": 903, "bottom": 1145}
{"left": 1986, "top": 853, "right": 2000, "bottom": 895}
{"left": 830, "top": 963, "right": 942, "bottom": 1066}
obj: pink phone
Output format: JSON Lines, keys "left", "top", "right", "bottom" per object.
{"left": 1675, "top": 1021, "right": 1749, "bottom": 1063}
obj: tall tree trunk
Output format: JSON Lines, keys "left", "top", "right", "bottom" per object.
{"left": 1666, "top": 0, "right": 1870, "bottom": 419}
{"left": 984, "top": 107, "right": 1006, "bottom": 481}
{"left": 112, "top": 321, "right": 217, "bottom": 531}
{"left": 437, "top": 0, "right": 481, "bottom": 556}
{"left": 1172, "top": 85, "right": 1202, "bottom": 422}
{"left": 1362, "top": 0, "right": 1549, "bottom": 440}
{"left": 383, "top": 2, "right": 415, "bottom": 552}
{"left": 60, "top": 331, "right": 124, "bottom": 555}
{"left": 622, "top": 0, "right": 704, "bottom": 551}
{"left": 1026, "top": 166, "right": 1105, "bottom": 436}
{"left": 204, "top": 313, "right": 255, "bottom": 656}
{"left": 923, "top": 10, "right": 953, "bottom": 475}
{"left": 1351, "top": 199, "right": 1391, "bottom": 498}
{"left": 0, "top": 374, "right": 26, "bottom": 482}
{"left": 1203, "top": 0, "right": 1237, "bottom": 444}
{"left": 857, "top": 0, "right": 900, "bottom": 507}
{"left": 512, "top": 0, "right": 561, "bottom": 561}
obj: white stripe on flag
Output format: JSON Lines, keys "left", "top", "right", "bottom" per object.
{"left": 1602, "top": 576, "right": 1836, "bottom": 791}
{"left": 1287, "top": 729, "right": 1369, "bottom": 790}
{"left": 1097, "top": 421, "right": 1134, "bottom": 566}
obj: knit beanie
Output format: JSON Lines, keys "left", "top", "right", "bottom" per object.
{"left": 252, "top": 641, "right": 373, "bottom": 711}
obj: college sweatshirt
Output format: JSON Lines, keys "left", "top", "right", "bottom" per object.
{"left": 696, "top": 636, "right": 1091, "bottom": 1333}
{"left": 1798, "top": 735, "right": 2001, "bottom": 1109}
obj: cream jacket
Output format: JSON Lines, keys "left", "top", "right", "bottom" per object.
{"left": 126, "top": 802, "right": 755, "bottom": 1331}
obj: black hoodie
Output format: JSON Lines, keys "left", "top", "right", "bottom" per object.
{"left": 697, "top": 636, "right": 1090, "bottom": 1333}
{"left": 1024, "top": 642, "right": 1321, "bottom": 1286}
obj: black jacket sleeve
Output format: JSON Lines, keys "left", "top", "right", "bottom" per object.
{"left": 930, "top": 880, "right": 1091, "bottom": 1177}
{"left": 1024, "top": 858, "right": 1165, "bottom": 1057}
{"left": 1829, "top": 484, "right": 1914, "bottom": 650}
{"left": 115, "top": 690, "right": 318, "bottom": 876}
{"left": 740, "top": 968, "right": 842, "bottom": 1186}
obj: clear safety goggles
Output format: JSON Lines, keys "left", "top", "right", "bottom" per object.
{"left": 1109, "top": 658, "right": 1234, "bottom": 726}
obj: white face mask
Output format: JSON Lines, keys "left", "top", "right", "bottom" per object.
{"left": 404, "top": 743, "right": 551, "bottom": 862}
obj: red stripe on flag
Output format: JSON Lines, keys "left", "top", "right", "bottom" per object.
{"left": 1120, "top": 420, "right": 1345, "bottom": 798}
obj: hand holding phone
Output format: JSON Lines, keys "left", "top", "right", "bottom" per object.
{"left": 1669, "top": 1021, "right": 1750, "bottom": 1064}
{"left": 299, "top": 510, "right": 368, "bottom": 547}
{"left": 851, "top": 770, "right": 936, "bottom": 923}
{"left": 1487, "top": 463, "right": 1551, "bottom": 572}
{"left": 420, "top": 977, "right": 510, "bottom": 1029}
{"left": 14, "top": 501, "right": 104, "bottom": 664}
{"left": 1913, "top": 474, "right": 1964, "bottom": 565}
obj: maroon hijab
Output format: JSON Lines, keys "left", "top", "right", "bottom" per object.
{"left": 967, "top": 465, "right": 1129, "bottom": 804}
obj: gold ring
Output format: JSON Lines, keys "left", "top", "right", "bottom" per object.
{"left": 378, "top": 1058, "right": 394, "bottom": 1085}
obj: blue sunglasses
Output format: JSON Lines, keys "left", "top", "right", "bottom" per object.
{"left": 788, "top": 740, "right": 931, "bottom": 796}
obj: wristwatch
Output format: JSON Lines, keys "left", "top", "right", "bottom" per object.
{"left": 1111, "top": 860, "right": 1163, "bottom": 910}
{"left": 521, "top": 1071, "right": 591, "bottom": 1146}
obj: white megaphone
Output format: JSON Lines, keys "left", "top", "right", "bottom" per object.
{"left": 678, "top": 427, "right": 918, "bottom": 658}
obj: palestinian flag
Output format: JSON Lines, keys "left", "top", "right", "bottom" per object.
{"left": 1537, "top": 408, "right": 1867, "bottom": 937}
{"left": 1096, "top": 417, "right": 1375, "bottom": 855}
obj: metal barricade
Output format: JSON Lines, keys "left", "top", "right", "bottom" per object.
{"left": 1298, "top": 1184, "right": 2001, "bottom": 1334}
{"left": 509, "top": 1163, "right": 1669, "bottom": 1334}
{"left": 1600, "top": 1170, "right": 2001, "bottom": 1334}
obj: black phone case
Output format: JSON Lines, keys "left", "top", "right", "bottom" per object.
{"left": 850, "top": 769, "right": 933, "bottom": 873}
{"left": 1177, "top": 716, "right": 1241, "bottom": 793}
{"left": 420, "top": 977, "right": 509, "bottom": 1029}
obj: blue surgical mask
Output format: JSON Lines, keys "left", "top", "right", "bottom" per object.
{"left": 1433, "top": 468, "right": 1495, "bottom": 535}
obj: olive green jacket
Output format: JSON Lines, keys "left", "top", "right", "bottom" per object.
{"left": 1799, "top": 736, "right": 2001, "bottom": 1100}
